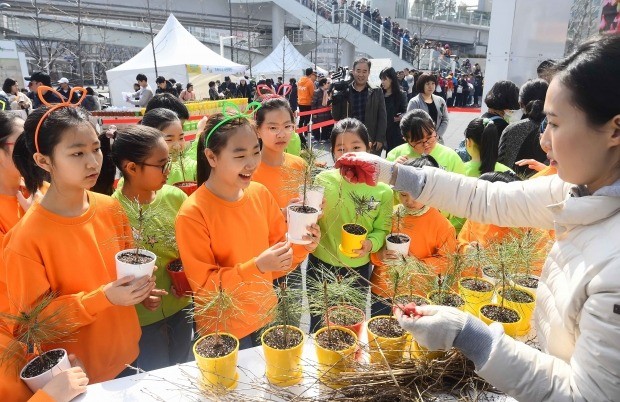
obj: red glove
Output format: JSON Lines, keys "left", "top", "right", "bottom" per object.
{"left": 334, "top": 152, "right": 395, "bottom": 186}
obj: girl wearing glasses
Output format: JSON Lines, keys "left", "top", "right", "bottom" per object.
{"left": 5, "top": 105, "right": 158, "bottom": 383}
{"left": 386, "top": 109, "right": 465, "bottom": 176}
{"left": 335, "top": 34, "right": 620, "bottom": 401}
{"left": 108, "top": 125, "right": 193, "bottom": 372}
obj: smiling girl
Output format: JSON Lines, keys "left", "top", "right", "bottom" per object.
{"left": 175, "top": 111, "right": 320, "bottom": 349}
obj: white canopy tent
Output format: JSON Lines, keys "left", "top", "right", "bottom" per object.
{"left": 250, "top": 36, "right": 327, "bottom": 81}
{"left": 106, "top": 14, "right": 246, "bottom": 106}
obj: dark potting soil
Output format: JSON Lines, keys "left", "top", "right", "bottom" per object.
{"left": 368, "top": 317, "right": 405, "bottom": 338}
{"left": 482, "top": 266, "right": 499, "bottom": 279}
{"left": 316, "top": 328, "right": 356, "bottom": 351}
{"left": 167, "top": 259, "right": 183, "bottom": 272}
{"left": 329, "top": 306, "right": 364, "bottom": 327}
{"left": 387, "top": 234, "right": 410, "bottom": 244}
{"left": 394, "top": 295, "right": 429, "bottom": 306}
{"left": 22, "top": 349, "right": 65, "bottom": 379}
{"left": 480, "top": 305, "right": 520, "bottom": 323}
{"left": 290, "top": 205, "right": 318, "bottom": 214}
{"left": 430, "top": 292, "right": 465, "bottom": 308}
{"left": 514, "top": 276, "right": 539, "bottom": 289}
{"left": 117, "top": 251, "right": 154, "bottom": 265}
{"left": 263, "top": 327, "right": 303, "bottom": 350}
{"left": 460, "top": 278, "right": 494, "bottom": 292}
{"left": 195, "top": 334, "right": 236, "bottom": 358}
{"left": 343, "top": 223, "right": 367, "bottom": 236}
{"left": 501, "top": 287, "right": 535, "bottom": 303}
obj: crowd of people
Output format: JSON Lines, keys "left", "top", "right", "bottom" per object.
{"left": 0, "top": 31, "right": 618, "bottom": 402}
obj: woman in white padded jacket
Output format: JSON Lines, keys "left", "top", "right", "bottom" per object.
{"left": 334, "top": 34, "right": 620, "bottom": 401}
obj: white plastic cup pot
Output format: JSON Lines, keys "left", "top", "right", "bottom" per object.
{"left": 115, "top": 248, "right": 157, "bottom": 281}
{"left": 20, "top": 348, "right": 71, "bottom": 393}
{"left": 287, "top": 204, "right": 320, "bottom": 245}
{"left": 298, "top": 185, "right": 324, "bottom": 211}
{"left": 385, "top": 233, "right": 411, "bottom": 256}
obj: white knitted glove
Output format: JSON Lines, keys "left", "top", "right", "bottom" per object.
{"left": 334, "top": 152, "right": 395, "bottom": 186}
{"left": 395, "top": 304, "right": 467, "bottom": 351}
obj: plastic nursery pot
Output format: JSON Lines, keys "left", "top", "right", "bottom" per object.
{"left": 479, "top": 303, "right": 523, "bottom": 338}
{"left": 326, "top": 305, "right": 366, "bottom": 339}
{"left": 366, "top": 315, "right": 408, "bottom": 365}
{"left": 193, "top": 333, "right": 239, "bottom": 390}
{"left": 166, "top": 259, "right": 192, "bottom": 295}
{"left": 385, "top": 233, "right": 411, "bottom": 256}
{"left": 260, "top": 325, "right": 305, "bottom": 386}
{"left": 286, "top": 204, "right": 320, "bottom": 245}
{"left": 20, "top": 348, "right": 71, "bottom": 393}
{"left": 458, "top": 276, "right": 495, "bottom": 316}
{"left": 115, "top": 248, "right": 157, "bottom": 282}
{"left": 496, "top": 286, "right": 536, "bottom": 337}
{"left": 513, "top": 274, "right": 539, "bottom": 295}
{"left": 427, "top": 290, "right": 465, "bottom": 311}
{"left": 314, "top": 325, "right": 358, "bottom": 387}
{"left": 173, "top": 181, "right": 198, "bottom": 196}
{"left": 298, "top": 185, "right": 324, "bottom": 211}
{"left": 339, "top": 224, "right": 368, "bottom": 258}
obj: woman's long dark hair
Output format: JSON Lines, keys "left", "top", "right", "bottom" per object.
{"left": 379, "top": 67, "right": 405, "bottom": 112}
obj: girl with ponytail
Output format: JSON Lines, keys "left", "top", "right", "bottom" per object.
{"left": 463, "top": 117, "right": 513, "bottom": 177}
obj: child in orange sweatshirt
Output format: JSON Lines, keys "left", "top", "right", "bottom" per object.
{"left": 175, "top": 110, "right": 321, "bottom": 349}
{"left": 370, "top": 157, "right": 457, "bottom": 316}
{"left": 2, "top": 104, "right": 161, "bottom": 383}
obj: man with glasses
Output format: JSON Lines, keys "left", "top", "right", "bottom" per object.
{"left": 331, "top": 57, "right": 387, "bottom": 155}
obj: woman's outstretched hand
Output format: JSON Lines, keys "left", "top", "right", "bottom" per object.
{"left": 334, "top": 152, "right": 395, "bottom": 186}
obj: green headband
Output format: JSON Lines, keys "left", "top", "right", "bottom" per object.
{"left": 204, "top": 100, "right": 263, "bottom": 147}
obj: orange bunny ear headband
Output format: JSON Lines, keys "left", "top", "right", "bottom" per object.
{"left": 256, "top": 84, "right": 292, "bottom": 101}
{"left": 34, "top": 86, "right": 87, "bottom": 153}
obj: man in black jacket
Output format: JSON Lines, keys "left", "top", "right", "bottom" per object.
{"left": 331, "top": 57, "right": 387, "bottom": 155}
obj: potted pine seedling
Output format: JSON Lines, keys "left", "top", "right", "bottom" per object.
{"left": 382, "top": 254, "right": 432, "bottom": 308}
{"left": 171, "top": 147, "right": 198, "bottom": 196}
{"left": 427, "top": 253, "right": 466, "bottom": 310}
{"left": 511, "top": 229, "right": 548, "bottom": 294}
{"left": 192, "top": 281, "right": 244, "bottom": 391}
{"left": 385, "top": 205, "right": 411, "bottom": 256}
{"left": 307, "top": 270, "right": 358, "bottom": 387}
{"left": 115, "top": 199, "right": 157, "bottom": 282}
{"left": 0, "top": 293, "right": 75, "bottom": 393}
{"left": 285, "top": 149, "right": 322, "bottom": 244}
{"left": 296, "top": 148, "right": 326, "bottom": 211}
{"left": 339, "top": 192, "right": 378, "bottom": 258}
{"left": 458, "top": 243, "right": 495, "bottom": 315}
{"left": 477, "top": 239, "right": 527, "bottom": 337}
{"left": 308, "top": 268, "right": 367, "bottom": 339}
{"left": 260, "top": 274, "right": 305, "bottom": 386}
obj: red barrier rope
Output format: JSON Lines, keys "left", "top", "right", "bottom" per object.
{"left": 297, "top": 106, "right": 332, "bottom": 117}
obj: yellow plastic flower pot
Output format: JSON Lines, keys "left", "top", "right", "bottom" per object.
{"left": 339, "top": 224, "right": 368, "bottom": 258}
{"left": 193, "top": 333, "right": 239, "bottom": 390}
{"left": 458, "top": 277, "right": 495, "bottom": 316}
{"left": 496, "top": 286, "right": 536, "bottom": 337}
{"left": 366, "top": 315, "right": 408, "bottom": 365}
{"left": 261, "top": 326, "right": 305, "bottom": 386}
{"left": 314, "top": 326, "right": 357, "bottom": 387}
{"left": 479, "top": 303, "right": 523, "bottom": 338}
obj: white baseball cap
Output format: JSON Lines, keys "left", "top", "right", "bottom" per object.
{"left": 58, "top": 77, "right": 69, "bottom": 84}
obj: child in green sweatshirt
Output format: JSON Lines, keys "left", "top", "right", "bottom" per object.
{"left": 309, "top": 118, "right": 393, "bottom": 332}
